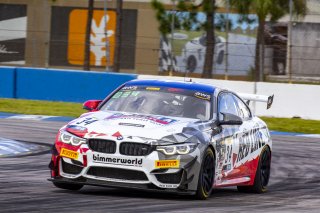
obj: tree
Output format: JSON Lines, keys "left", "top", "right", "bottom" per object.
{"left": 83, "top": 0, "right": 94, "bottom": 71}
{"left": 201, "top": 0, "right": 216, "bottom": 78}
{"left": 230, "top": 0, "right": 307, "bottom": 81}
{"left": 113, "top": 0, "right": 123, "bottom": 72}
{"left": 151, "top": 0, "right": 218, "bottom": 78}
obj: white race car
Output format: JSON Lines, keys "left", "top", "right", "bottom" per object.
{"left": 49, "top": 79, "right": 273, "bottom": 199}
{"left": 183, "top": 34, "right": 226, "bottom": 73}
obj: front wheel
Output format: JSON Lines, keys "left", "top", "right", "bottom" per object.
{"left": 237, "top": 146, "right": 271, "bottom": 193}
{"left": 195, "top": 147, "right": 215, "bottom": 200}
{"left": 216, "top": 50, "right": 224, "bottom": 64}
{"left": 53, "top": 182, "right": 83, "bottom": 191}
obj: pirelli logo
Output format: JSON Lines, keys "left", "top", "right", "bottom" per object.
{"left": 60, "top": 148, "right": 79, "bottom": 160}
{"left": 155, "top": 160, "right": 180, "bottom": 168}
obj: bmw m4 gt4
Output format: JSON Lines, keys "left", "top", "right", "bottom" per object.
{"left": 49, "top": 79, "right": 274, "bottom": 199}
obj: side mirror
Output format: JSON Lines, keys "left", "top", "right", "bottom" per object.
{"left": 83, "top": 100, "right": 102, "bottom": 111}
{"left": 219, "top": 112, "right": 243, "bottom": 125}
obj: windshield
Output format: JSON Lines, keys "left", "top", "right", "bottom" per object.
{"left": 100, "top": 86, "right": 212, "bottom": 121}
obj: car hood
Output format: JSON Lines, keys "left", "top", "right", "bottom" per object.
{"left": 65, "top": 111, "right": 201, "bottom": 141}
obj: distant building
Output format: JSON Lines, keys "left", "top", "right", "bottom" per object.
{"left": 267, "top": 0, "right": 320, "bottom": 77}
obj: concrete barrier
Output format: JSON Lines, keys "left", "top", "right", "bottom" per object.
{"left": 138, "top": 75, "right": 320, "bottom": 120}
{"left": 0, "top": 66, "right": 16, "bottom": 98}
{"left": 1, "top": 66, "right": 319, "bottom": 119}
{"left": 0, "top": 67, "right": 137, "bottom": 102}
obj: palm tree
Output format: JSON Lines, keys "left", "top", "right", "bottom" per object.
{"left": 201, "top": 0, "right": 216, "bottom": 79}
{"left": 230, "top": 0, "right": 307, "bottom": 81}
{"left": 151, "top": 0, "right": 217, "bottom": 78}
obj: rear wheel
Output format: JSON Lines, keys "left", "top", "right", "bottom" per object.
{"left": 187, "top": 55, "right": 197, "bottom": 73}
{"left": 237, "top": 146, "right": 271, "bottom": 193}
{"left": 195, "top": 147, "right": 215, "bottom": 200}
{"left": 53, "top": 182, "right": 83, "bottom": 191}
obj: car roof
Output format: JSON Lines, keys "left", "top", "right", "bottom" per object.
{"left": 125, "top": 79, "right": 217, "bottom": 93}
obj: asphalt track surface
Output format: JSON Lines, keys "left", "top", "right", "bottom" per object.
{"left": 0, "top": 119, "right": 319, "bottom": 213}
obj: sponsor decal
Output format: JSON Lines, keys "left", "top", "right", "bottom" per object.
{"left": 76, "top": 117, "right": 98, "bottom": 126}
{"left": 121, "top": 91, "right": 131, "bottom": 98}
{"left": 131, "top": 91, "right": 140, "bottom": 96}
{"left": 87, "top": 131, "right": 107, "bottom": 138}
{"left": 194, "top": 92, "right": 211, "bottom": 101}
{"left": 236, "top": 129, "right": 266, "bottom": 163}
{"left": 158, "top": 184, "right": 179, "bottom": 188}
{"left": 66, "top": 125, "right": 88, "bottom": 137}
{"left": 118, "top": 122, "right": 145, "bottom": 128}
{"left": 155, "top": 160, "right": 180, "bottom": 168}
{"left": 67, "top": 125, "right": 87, "bottom": 131}
{"left": 106, "top": 113, "right": 177, "bottom": 125}
{"left": 60, "top": 148, "right": 79, "bottom": 160}
{"left": 122, "top": 86, "right": 137, "bottom": 90}
{"left": 146, "top": 87, "right": 160, "bottom": 91}
{"left": 167, "top": 88, "right": 184, "bottom": 92}
{"left": 93, "top": 154, "right": 143, "bottom": 166}
{"left": 112, "top": 92, "right": 123, "bottom": 99}
{"left": 112, "top": 90, "right": 140, "bottom": 99}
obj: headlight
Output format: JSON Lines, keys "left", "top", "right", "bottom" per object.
{"left": 59, "top": 130, "right": 86, "bottom": 146}
{"left": 156, "top": 143, "right": 198, "bottom": 155}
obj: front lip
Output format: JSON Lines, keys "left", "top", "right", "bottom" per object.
{"left": 48, "top": 177, "right": 196, "bottom": 195}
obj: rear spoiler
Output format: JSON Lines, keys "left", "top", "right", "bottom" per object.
{"left": 238, "top": 93, "right": 274, "bottom": 109}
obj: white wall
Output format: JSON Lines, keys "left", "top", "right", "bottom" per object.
{"left": 138, "top": 75, "right": 320, "bottom": 120}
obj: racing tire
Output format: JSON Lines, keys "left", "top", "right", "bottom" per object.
{"left": 53, "top": 182, "right": 83, "bottom": 191}
{"left": 187, "top": 55, "right": 197, "bottom": 73}
{"left": 195, "top": 147, "right": 215, "bottom": 200}
{"left": 216, "top": 51, "right": 224, "bottom": 65}
{"left": 237, "top": 146, "right": 271, "bottom": 193}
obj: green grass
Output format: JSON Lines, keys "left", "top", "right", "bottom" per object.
{"left": 261, "top": 117, "right": 320, "bottom": 134}
{"left": 0, "top": 98, "right": 319, "bottom": 134}
{"left": 0, "top": 98, "right": 86, "bottom": 117}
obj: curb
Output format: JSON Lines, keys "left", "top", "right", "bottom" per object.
{"left": 0, "top": 112, "right": 74, "bottom": 122}
{"left": 0, "top": 137, "right": 50, "bottom": 158}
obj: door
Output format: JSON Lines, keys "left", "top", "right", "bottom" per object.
{"left": 214, "top": 92, "right": 255, "bottom": 186}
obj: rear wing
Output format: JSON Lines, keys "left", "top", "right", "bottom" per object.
{"left": 238, "top": 93, "right": 274, "bottom": 109}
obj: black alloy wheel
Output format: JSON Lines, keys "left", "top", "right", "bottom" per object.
{"left": 260, "top": 146, "right": 271, "bottom": 188}
{"left": 196, "top": 148, "right": 215, "bottom": 200}
{"left": 237, "top": 146, "right": 271, "bottom": 193}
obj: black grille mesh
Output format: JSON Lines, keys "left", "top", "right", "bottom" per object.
{"left": 120, "top": 142, "right": 154, "bottom": 156}
{"left": 88, "top": 139, "right": 116, "bottom": 154}
{"left": 61, "top": 159, "right": 83, "bottom": 175}
{"left": 155, "top": 170, "right": 183, "bottom": 184}
{"left": 87, "top": 167, "right": 148, "bottom": 181}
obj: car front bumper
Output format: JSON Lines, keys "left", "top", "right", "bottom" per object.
{"left": 49, "top": 142, "right": 202, "bottom": 193}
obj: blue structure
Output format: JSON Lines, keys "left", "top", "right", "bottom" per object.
{"left": 0, "top": 67, "right": 137, "bottom": 102}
